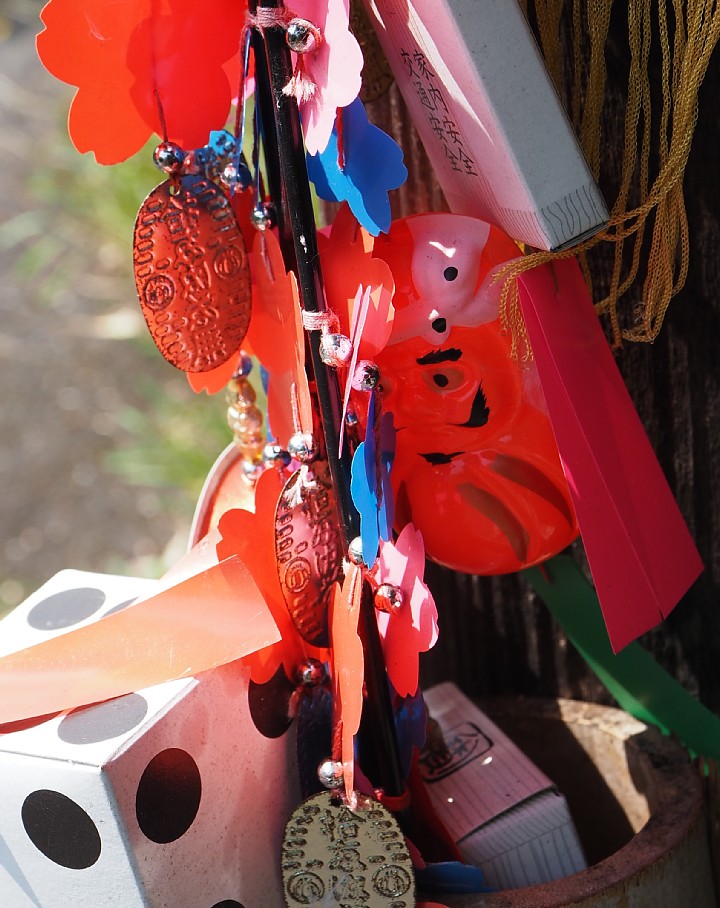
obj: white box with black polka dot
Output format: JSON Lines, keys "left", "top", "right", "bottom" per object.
{"left": 0, "top": 570, "right": 300, "bottom": 908}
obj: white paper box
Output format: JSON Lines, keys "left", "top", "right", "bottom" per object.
{"left": 0, "top": 570, "right": 299, "bottom": 908}
{"left": 364, "top": 0, "right": 609, "bottom": 251}
{"left": 421, "top": 682, "right": 586, "bottom": 889}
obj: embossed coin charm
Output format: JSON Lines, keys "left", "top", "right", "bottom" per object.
{"left": 133, "top": 175, "right": 252, "bottom": 372}
{"left": 282, "top": 790, "right": 415, "bottom": 908}
{"left": 274, "top": 460, "right": 344, "bottom": 648}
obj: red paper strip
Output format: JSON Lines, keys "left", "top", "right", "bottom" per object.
{"left": 517, "top": 259, "right": 703, "bottom": 651}
{"left": 0, "top": 556, "right": 279, "bottom": 724}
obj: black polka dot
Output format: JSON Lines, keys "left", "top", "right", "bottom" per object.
{"left": 433, "top": 373, "right": 449, "bottom": 388}
{"left": 443, "top": 266, "right": 458, "bottom": 281}
{"left": 210, "top": 902, "right": 245, "bottom": 908}
{"left": 103, "top": 597, "right": 137, "bottom": 618}
{"left": 22, "top": 790, "right": 101, "bottom": 869}
{"left": 136, "top": 749, "right": 202, "bottom": 843}
{"left": 248, "top": 666, "right": 294, "bottom": 739}
{"left": 27, "top": 587, "right": 106, "bottom": 631}
{"left": 58, "top": 694, "right": 148, "bottom": 745}
{"left": 431, "top": 317, "right": 447, "bottom": 334}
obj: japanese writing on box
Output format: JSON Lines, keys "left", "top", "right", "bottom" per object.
{"left": 418, "top": 721, "right": 492, "bottom": 782}
{"left": 399, "top": 47, "right": 478, "bottom": 177}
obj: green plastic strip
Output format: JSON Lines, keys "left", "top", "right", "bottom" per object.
{"left": 524, "top": 554, "right": 720, "bottom": 761}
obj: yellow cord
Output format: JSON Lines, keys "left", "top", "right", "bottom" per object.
{"left": 506, "top": 1, "right": 720, "bottom": 352}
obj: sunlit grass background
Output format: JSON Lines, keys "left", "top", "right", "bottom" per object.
{"left": 0, "top": 5, "right": 244, "bottom": 613}
{"left": 36, "top": 142, "right": 235, "bottom": 499}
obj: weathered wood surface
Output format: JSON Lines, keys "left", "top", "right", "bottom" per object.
{"left": 366, "top": 11, "right": 720, "bottom": 715}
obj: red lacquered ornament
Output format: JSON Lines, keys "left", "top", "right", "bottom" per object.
{"left": 133, "top": 174, "right": 251, "bottom": 373}
{"left": 372, "top": 213, "right": 579, "bottom": 575}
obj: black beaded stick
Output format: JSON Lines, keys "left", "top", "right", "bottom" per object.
{"left": 250, "top": 0, "right": 406, "bottom": 802}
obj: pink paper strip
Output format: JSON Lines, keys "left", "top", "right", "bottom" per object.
{"left": 517, "top": 259, "right": 702, "bottom": 652}
{"left": 0, "top": 556, "right": 280, "bottom": 724}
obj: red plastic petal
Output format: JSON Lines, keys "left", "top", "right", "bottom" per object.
{"left": 37, "top": 0, "right": 246, "bottom": 163}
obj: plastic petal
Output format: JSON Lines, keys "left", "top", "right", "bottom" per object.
{"left": 307, "top": 98, "right": 408, "bottom": 235}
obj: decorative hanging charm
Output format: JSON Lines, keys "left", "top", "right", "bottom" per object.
{"left": 274, "top": 460, "right": 344, "bottom": 648}
{"left": 133, "top": 171, "right": 252, "bottom": 373}
{"left": 281, "top": 790, "right": 415, "bottom": 908}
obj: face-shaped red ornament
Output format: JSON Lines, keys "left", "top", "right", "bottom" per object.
{"left": 372, "top": 213, "right": 578, "bottom": 575}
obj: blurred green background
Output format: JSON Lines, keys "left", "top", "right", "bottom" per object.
{"left": 0, "top": 4, "right": 240, "bottom": 615}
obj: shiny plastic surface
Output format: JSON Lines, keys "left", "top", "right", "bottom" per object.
{"left": 37, "top": 0, "right": 244, "bottom": 164}
{"left": 372, "top": 213, "right": 579, "bottom": 575}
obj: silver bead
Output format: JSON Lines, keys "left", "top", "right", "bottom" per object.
{"left": 317, "top": 759, "right": 344, "bottom": 790}
{"left": 250, "top": 203, "right": 276, "bottom": 232}
{"left": 320, "top": 332, "right": 353, "bottom": 368}
{"left": 297, "top": 658, "right": 327, "bottom": 687}
{"left": 374, "top": 583, "right": 404, "bottom": 615}
{"left": 345, "top": 408, "right": 359, "bottom": 428}
{"left": 287, "top": 432, "right": 318, "bottom": 464}
{"left": 286, "top": 18, "right": 319, "bottom": 54}
{"left": 347, "top": 536, "right": 364, "bottom": 566}
{"left": 352, "top": 360, "right": 380, "bottom": 391}
{"left": 221, "top": 160, "right": 252, "bottom": 194}
{"left": 153, "top": 141, "right": 185, "bottom": 175}
{"left": 262, "top": 443, "right": 292, "bottom": 467}
{"left": 241, "top": 459, "right": 264, "bottom": 482}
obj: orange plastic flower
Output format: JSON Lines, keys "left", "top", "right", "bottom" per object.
{"left": 329, "top": 568, "right": 364, "bottom": 803}
{"left": 244, "top": 230, "right": 312, "bottom": 448}
{"left": 37, "top": 0, "right": 245, "bottom": 164}
{"left": 217, "top": 468, "right": 328, "bottom": 685}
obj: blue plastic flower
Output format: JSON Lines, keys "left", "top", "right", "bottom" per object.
{"left": 306, "top": 98, "right": 407, "bottom": 236}
{"left": 350, "top": 396, "right": 396, "bottom": 566}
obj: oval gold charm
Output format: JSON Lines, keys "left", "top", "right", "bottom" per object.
{"left": 133, "top": 175, "right": 251, "bottom": 372}
{"left": 282, "top": 791, "right": 415, "bottom": 907}
{"left": 274, "top": 461, "right": 344, "bottom": 648}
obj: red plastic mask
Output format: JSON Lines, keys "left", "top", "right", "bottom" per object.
{"left": 372, "top": 213, "right": 578, "bottom": 575}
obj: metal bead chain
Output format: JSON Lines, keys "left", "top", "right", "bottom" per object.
{"left": 226, "top": 353, "right": 266, "bottom": 480}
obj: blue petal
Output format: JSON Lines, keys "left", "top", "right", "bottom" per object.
{"left": 306, "top": 98, "right": 408, "bottom": 236}
{"left": 208, "top": 129, "right": 236, "bottom": 156}
{"left": 378, "top": 412, "right": 396, "bottom": 540}
{"left": 415, "top": 862, "right": 495, "bottom": 894}
{"left": 350, "top": 442, "right": 380, "bottom": 567}
{"left": 364, "top": 390, "right": 377, "bottom": 479}
{"left": 393, "top": 687, "right": 427, "bottom": 778}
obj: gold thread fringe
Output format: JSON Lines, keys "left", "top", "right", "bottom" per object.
{"left": 505, "top": 0, "right": 720, "bottom": 355}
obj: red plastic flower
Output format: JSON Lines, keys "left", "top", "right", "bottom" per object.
{"left": 217, "top": 468, "right": 329, "bottom": 685}
{"left": 244, "top": 230, "right": 312, "bottom": 448}
{"left": 37, "top": 0, "right": 245, "bottom": 164}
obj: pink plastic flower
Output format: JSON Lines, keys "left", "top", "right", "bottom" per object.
{"left": 375, "top": 524, "right": 439, "bottom": 698}
{"left": 290, "top": 0, "right": 363, "bottom": 155}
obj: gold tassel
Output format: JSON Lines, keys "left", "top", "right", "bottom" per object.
{"left": 505, "top": 1, "right": 720, "bottom": 354}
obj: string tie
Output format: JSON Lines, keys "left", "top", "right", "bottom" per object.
{"left": 247, "top": 8, "right": 323, "bottom": 103}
